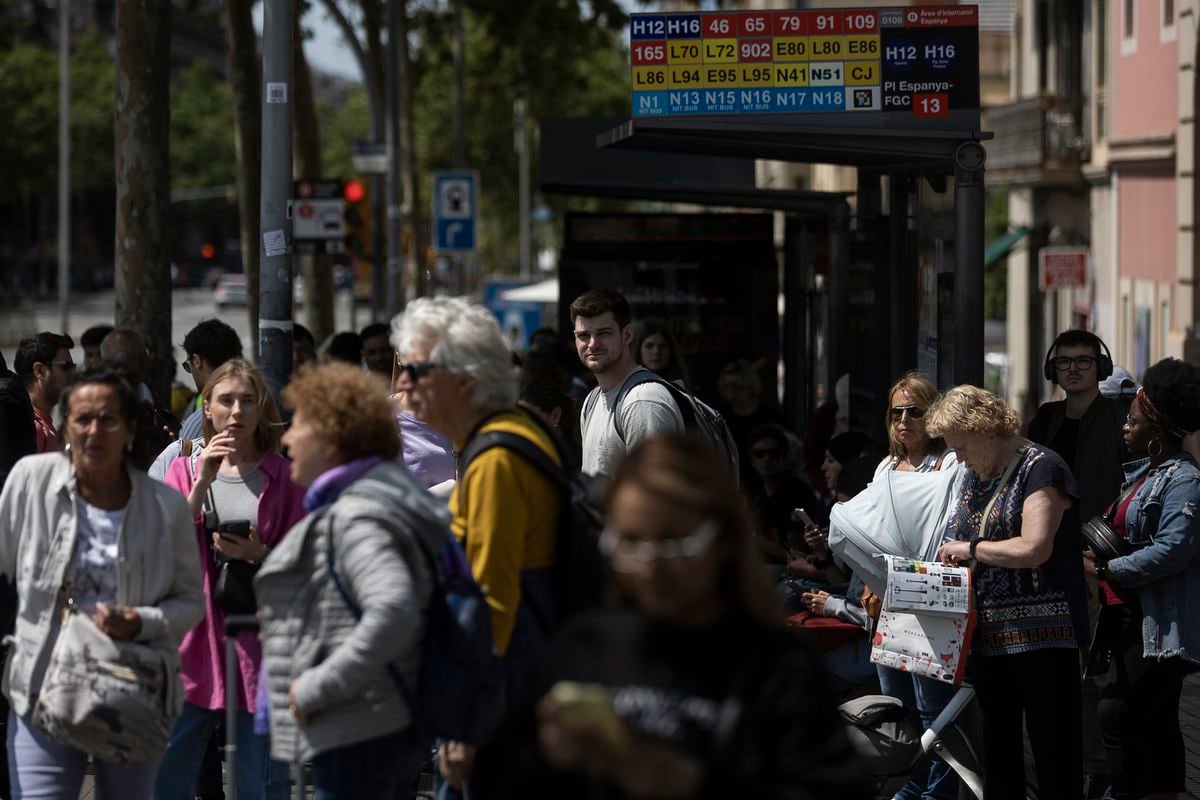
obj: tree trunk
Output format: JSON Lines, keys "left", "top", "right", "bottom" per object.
{"left": 114, "top": 0, "right": 172, "bottom": 403}
{"left": 293, "top": 0, "right": 335, "bottom": 343}
{"left": 397, "top": 0, "right": 425, "bottom": 299}
{"left": 223, "top": 0, "right": 262, "bottom": 360}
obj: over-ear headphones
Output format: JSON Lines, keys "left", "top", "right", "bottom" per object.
{"left": 1043, "top": 330, "right": 1114, "bottom": 383}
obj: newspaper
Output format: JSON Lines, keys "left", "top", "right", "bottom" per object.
{"left": 870, "top": 556, "right": 975, "bottom": 685}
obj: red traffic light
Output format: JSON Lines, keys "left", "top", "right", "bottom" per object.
{"left": 343, "top": 179, "right": 366, "bottom": 204}
{"left": 200, "top": 242, "right": 216, "bottom": 260}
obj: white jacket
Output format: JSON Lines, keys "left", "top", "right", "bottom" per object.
{"left": 0, "top": 453, "right": 204, "bottom": 717}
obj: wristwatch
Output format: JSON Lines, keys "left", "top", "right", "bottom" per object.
{"left": 969, "top": 537, "right": 983, "bottom": 561}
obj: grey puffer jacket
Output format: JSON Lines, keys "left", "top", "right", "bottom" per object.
{"left": 255, "top": 461, "right": 450, "bottom": 762}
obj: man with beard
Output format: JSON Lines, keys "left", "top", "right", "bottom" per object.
{"left": 572, "top": 289, "right": 682, "bottom": 477}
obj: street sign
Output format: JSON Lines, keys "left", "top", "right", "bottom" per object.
{"left": 629, "top": 6, "right": 979, "bottom": 120}
{"left": 293, "top": 180, "right": 346, "bottom": 254}
{"left": 349, "top": 141, "right": 388, "bottom": 174}
{"left": 433, "top": 171, "right": 478, "bottom": 254}
{"left": 1039, "top": 247, "right": 1088, "bottom": 291}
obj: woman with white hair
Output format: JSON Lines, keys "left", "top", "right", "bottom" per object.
{"left": 391, "top": 297, "right": 564, "bottom": 798}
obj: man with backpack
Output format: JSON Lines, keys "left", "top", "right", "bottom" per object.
{"left": 572, "top": 289, "right": 684, "bottom": 476}
{"left": 392, "top": 296, "right": 565, "bottom": 796}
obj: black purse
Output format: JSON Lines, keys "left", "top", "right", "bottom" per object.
{"left": 1081, "top": 481, "right": 1141, "bottom": 562}
{"left": 196, "top": 465, "right": 259, "bottom": 615}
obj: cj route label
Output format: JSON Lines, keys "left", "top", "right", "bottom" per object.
{"left": 629, "top": 5, "right": 979, "bottom": 120}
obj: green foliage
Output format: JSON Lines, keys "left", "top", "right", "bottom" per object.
{"left": 984, "top": 186, "right": 1010, "bottom": 320}
{"left": 409, "top": 2, "right": 631, "bottom": 272}
{"left": 0, "top": 28, "right": 115, "bottom": 201}
{"left": 319, "top": 85, "right": 371, "bottom": 181}
{"left": 170, "top": 62, "right": 237, "bottom": 190}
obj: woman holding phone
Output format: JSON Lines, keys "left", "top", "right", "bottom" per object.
{"left": 473, "top": 434, "right": 868, "bottom": 800}
{"left": 155, "top": 360, "right": 306, "bottom": 800}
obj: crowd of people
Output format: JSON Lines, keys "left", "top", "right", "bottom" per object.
{"left": 0, "top": 293, "right": 1196, "bottom": 800}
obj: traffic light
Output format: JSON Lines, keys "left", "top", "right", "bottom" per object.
{"left": 343, "top": 179, "right": 371, "bottom": 258}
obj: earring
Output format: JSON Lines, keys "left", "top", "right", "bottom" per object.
{"left": 63, "top": 443, "right": 72, "bottom": 455}
{"left": 125, "top": 441, "right": 134, "bottom": 454}
{"left": 1149, "top": 438, "right": 1164, "bottom": 458}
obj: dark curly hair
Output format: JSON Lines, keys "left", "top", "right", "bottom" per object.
{"left": 1140, "top": 358, "right": 1200, "bottom": 439}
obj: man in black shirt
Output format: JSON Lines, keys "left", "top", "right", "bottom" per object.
{"left": 1026, "top": 328, "right": 1125, "bottom": 798}
{"left": 746, "top": 424, "right": 819, "bottom": 562}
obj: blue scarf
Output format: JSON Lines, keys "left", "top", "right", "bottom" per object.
{"left": 303, "top": 456, "right": 383, "bottom": 512}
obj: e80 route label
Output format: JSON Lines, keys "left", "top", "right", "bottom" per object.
{"left": 630, "top": 5, "right": 979, "bottom": 120}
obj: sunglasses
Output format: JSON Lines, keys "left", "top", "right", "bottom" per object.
{"left": 751, "top": 447, "right": 783, "bottom": 459}
{"left": 51, "top": 361, "right": 76, "bottom": 372}
{"left": 889, "top": 405, "right": 926, "bottom": 421}
{"left": 395, "top": 361, "right": 443, "bottom": 382}
{"left": 181, "top": 358, "right": 192, "bottom": 374}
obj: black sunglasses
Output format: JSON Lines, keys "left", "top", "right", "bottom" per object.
{"left": 396, "top": 361, "right": 443, "bottom": 382}
{"left": 751, "top": 446, "right": 783, "bottom": 459}
{"left": 181, "top": 358, "right": 192, "bottom": 374}
{"left": 889, "top": 405, "right": 926, "bottom": 421}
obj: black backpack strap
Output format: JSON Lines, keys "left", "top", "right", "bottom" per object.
{"left": 611, "top": 371, "right": 697, "bottom": 441}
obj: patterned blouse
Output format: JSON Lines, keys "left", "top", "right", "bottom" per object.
{"left": 945, "top": 443, "right": 1088, "bottom": 657}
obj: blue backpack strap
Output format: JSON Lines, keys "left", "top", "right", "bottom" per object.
{"left": 323, "top": 529, "right": 414, "bottom": 705}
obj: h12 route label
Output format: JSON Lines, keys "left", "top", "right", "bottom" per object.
{"left": 629, "top": 6, "right": 979, "bottom": 120}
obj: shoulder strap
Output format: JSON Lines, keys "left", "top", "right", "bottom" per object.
{"left": 180, "top": 438, "right": 193, "bottom": 459}
{"left": 323, "top": 530, "right": 411, "bottom": 698}
{"left": 459, "top": 430, "right": 568, "bottom": 495}
{"left": 978, "top": 443, "right": 1027, "bottom": 540}
{"left": 611, "top": 370, "right": 696, "bottom": 441}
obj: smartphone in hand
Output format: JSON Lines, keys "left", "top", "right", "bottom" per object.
{"left": 218, "top": 520, "right": 251, "bottom": 540}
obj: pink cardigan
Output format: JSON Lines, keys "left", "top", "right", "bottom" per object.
{"left": 163, "top": 452, "right": 306, "bottom": 712}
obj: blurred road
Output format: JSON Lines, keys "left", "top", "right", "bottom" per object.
{"left": 2, "top": 287, "right": 370, "bottom": 386}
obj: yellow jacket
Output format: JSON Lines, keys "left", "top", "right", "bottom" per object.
{"left": 451, "top": 410, "right": 561, "bottom": 654}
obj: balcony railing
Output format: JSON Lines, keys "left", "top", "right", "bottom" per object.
{"left": 982, "top": 95, "right": 1086, "bottom": 173}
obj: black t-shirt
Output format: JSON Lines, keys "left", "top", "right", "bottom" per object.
{"left": 1048, "top": 416, "right": 1081, "bottom": 474}
{"left": 472, "top": 608, "right": 869, "bottom": 800}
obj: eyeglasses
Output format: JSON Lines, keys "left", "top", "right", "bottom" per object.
{"left": 598, "top": 519, "right": 719, "bottom": 573}
{"left": 51, "top": 361, "right": 76, "bottom": 372}
{"left": 1053, "top": 355, "right": 1096, "bottom": 372}
{"left": 751, "top": 446, "right": 783, "bottom": 459}
{"left": 181, "top": 358, "right": 192, "bottom": 374}
{"left": 68, "top": 413, "right": 124, "bottom": 433}
{"left": 395, "top": 361, "right": 444, "bottom": 382}
{"left": 889, "top": 405, "right": 926, "bottom": 421}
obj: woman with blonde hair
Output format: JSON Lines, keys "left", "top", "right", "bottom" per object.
{"left": 872, "top": 372, "right": 959, "bottom": 800}
{"left": 929, "top": 385, "right": 1087, "bottom": 800}
{"left": 156, "top": 359, "right": 306, "bottom": 800}
{"left": 474, "top": 434, "right": 868, "bottom": 799}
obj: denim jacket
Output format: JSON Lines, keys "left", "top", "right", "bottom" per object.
{"left": 1108, "top": 453, "right": 1200, "bottom": 663}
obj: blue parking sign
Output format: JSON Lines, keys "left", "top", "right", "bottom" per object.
{"left": 433, "top": 171, "right": 478, "bottom": 253}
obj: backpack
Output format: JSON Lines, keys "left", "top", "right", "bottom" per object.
{"left": 458, "top": 410, "right": 606, "bottom": 632}
{"left": 585, "top": 369, "right": 740, "bottom": 480}
{"left": 324, "top": 518, "right": 506, "bottom": 745}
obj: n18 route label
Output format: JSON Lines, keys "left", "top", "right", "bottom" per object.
{"left": 630, "top": 5, "right": 978, "bottom": 121}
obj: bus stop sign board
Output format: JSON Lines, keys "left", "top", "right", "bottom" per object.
{"left": 629, "top": 5, "right": 978, "bottom": 120}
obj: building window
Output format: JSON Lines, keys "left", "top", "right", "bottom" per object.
{"left": 1162, "top": 0, "right": 1177, "bottom": 41}
{"left": 1122, "top": 0, "right": 1137, "bottom": 54}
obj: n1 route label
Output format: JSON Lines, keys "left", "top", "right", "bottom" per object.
{"left": 629, "top": 5, "right": 978, "bottom": 120}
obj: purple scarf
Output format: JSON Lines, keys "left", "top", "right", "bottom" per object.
{"left": 303, "top": 456, "right": 383, "bottom": 513}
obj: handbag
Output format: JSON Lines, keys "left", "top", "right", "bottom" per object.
{"left": 192, "top": 458, "right": 258, "bottom": 615}
{"left": 1081, "top": 480, "right": 1143, "bottom": 562}
{"left": 32, "top": 580, "right": 181, "bottom": 764}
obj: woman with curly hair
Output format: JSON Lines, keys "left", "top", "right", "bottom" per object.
{"left": 1089, "top": 358, "right": 1200, "bottom": 800}
{"left": 929, "top": 385, "right": 1087, "bottom": 800}
{"left": 256, "top": 363, "right": 453, "bottom": 799}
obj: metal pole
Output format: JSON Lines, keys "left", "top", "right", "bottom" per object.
{"left": 515, "top": 98, "right": 531, "bottom": 279}
{"left": 258, "top": 0, "right": 294, "bottom": 403}
{"left": 953, "top": 141, "right": 987, "bottom": 388}
{"left": 57, "top": 0, "right": 70, "bottom": 335}
{"left": 889, "top": 175, "right": 912, "bottom": 381}
{"left": 451, "top": 0, "right": 466, "bottom": 295}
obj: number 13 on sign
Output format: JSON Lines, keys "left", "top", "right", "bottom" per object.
{"left": 913, "top": 92, "right": 949, "bottom": 118}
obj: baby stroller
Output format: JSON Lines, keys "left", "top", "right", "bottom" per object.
{"left": 840, "top": 684, "right": 983, "bottom": 799}
{"left": 828, "top": 463, "right": 984, "bottom": 799}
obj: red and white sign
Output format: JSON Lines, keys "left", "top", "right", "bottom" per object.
{"left": 1039, "top": 247, "right": 1089, "bottom": 291}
